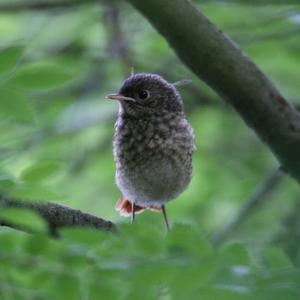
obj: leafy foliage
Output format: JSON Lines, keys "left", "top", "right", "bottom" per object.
{"left": 1, "top": 224, "right": 300, "bottom": 299}
{"left": 0, "top": 0, "right": 300, "bottom": 299}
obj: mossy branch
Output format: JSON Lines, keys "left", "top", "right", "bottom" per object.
{"left": 0, "top": 194, "right": 116, "bottom": 236}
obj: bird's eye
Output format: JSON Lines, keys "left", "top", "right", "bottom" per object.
{"left": 138, "top": 90, "right": 150, "bottom": 100}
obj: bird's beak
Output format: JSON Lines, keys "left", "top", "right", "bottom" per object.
{"left": 106, "top": 94, "right": 136, "bottom": 102}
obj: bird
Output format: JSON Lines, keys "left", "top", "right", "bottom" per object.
{"left": 107, "top": 73, "right": 194, "bottom": 231}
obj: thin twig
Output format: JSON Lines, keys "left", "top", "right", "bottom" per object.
{"left": 237, "top": 28, "right": 300, "bottom": 46}
{"left": 104, "top": 0, "right": 133, "bottom": 74}
{"left": 211, "top": 168, "right": 284, "bottom": 246}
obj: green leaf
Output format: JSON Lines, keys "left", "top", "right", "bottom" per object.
{"left": 0, "top": 88, "right": 35, "bottom": 123}
{"left": 118, "top": 223, "right": 166, "bottom": 256}
{"left": 50, "top": 274, "right": 80, "bottom": 300}
{"left": 167, "top": 224, "right": 211, "bottom": 257}
{"left": 0, "top": 207, "right": 47, "bottom": 232}
{"left": 61, "top": 228, "right": 107, "bottom": 246}
{"left": 0, "top": 46, "right": 23, "bottom": 76}
{"left": 218, "top": 243, "right": 252, "bottom": 267}
{"left": 88, "top": 272, "right": 120, "bottom": 300}
{"left": 0, "top": 232, "right": 21, "bottom": 251}
{"left": 0, "top": 172, "right": 16, "bottom": 191}
{"left": 263, "top": 247, "right": 292, "bottom": 270}
{"left": 197, "top": 287, "right": 255, "bottom": 300}
{"left": 24, "top": 234, "right": 51, "bottom": 255}
{"left": 11, "top": 61, "right": 74, "bottom": 90}
{"left": 21, "top": 162, "right": 61, "bottom": 183}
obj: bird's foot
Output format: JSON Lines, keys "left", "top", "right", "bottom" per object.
{"left": 115, "top": 197, "right": 145, "bottom": 217}
{"left": 115, "top": 197, "right": 170, "bottom": 231}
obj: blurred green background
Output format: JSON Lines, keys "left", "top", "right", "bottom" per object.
{"left": 1, "top": 0, "right": 300, "bottom": 299}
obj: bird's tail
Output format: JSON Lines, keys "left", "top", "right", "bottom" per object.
{"left": 115, "top": 197, "right": 161, "bottom": 217}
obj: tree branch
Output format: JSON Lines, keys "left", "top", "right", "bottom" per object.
{"left": 126, "top": 0, "right": 300, "bottom": 183}
{"left": 1, "top": 0, "right": 298, "bottom": 12}
{"left": 104, "top": 0, "right": 133, "bottom": 72}
{"left": 0, "top": 0, "right": 96, "bottom": 12}
{"left": 0, "top": 194, "right": 116, "bottom": 236}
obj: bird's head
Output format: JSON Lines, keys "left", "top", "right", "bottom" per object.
{"left": 107, "top": 73, "right": 184, "bottom": 117}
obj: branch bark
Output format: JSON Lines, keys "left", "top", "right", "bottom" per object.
{"left": 126, "top": 0, "right": 300, "bottom": 183}
{"left": 1, "top": 0, "right": 298, "bottom": 12}
{"left": 0, "top": 194, "right": 116, "bottom": 236}
{"left": 0, "top": 0, "right": 95, "bottom": 12}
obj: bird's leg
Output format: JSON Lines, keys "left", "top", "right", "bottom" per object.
{"left": 161, "top": 205, "right": 170, "bottom": 232}
{"left": 131, "top": 202, "right": 136, "bottom": 224}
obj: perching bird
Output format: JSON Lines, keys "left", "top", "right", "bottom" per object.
{"left": 107, "top": 73, "right": 194, "bottom": 230}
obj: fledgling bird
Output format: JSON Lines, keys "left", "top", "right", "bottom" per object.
{"left": 107, "top": 73, "right": 194, "bottom": 230}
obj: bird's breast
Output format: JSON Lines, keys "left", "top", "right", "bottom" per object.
{"left": 113, "top": 114, "right": 194, "bottom": 205}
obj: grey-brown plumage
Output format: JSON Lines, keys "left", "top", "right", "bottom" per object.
{"left": 107, "top": 73, "right": 194, "bottom": 229}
